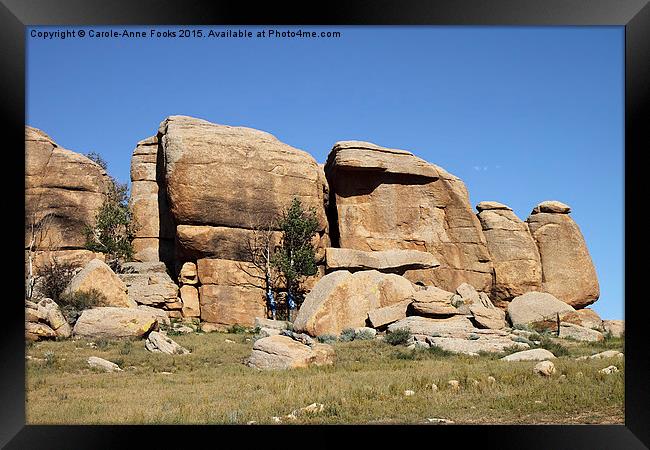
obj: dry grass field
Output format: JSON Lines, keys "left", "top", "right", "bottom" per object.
{"left": 25, "top": 330, "right": 624, "bottom": 425}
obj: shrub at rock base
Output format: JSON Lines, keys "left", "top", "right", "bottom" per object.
{"left": 58, "top": 288, "right": 108, "bottom": 325}
{"left": 385, "top": 328, "right": 412, "bottom": 346}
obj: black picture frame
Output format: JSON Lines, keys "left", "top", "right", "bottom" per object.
{"left": 2, "top": 1, "right": 647, "bottom": 448}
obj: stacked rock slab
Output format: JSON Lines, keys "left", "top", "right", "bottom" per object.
{"left": 324, "top": 141, "right": 492, "bottom": 293}
{"left": 526, "top": 201, "right": 599, "bottom": 308}
{"left": 118, "top": 262, "right": 179, "bottom": 316}
{"left": 155, "top": 116, "right": 329, "bottom": 327}
{"left": 129, "top": 136, "right": 175, "bottom": 263}
{"left": 25, "top": 126, "right": 110, "bottom": 271}
{"left": 476, "top": 201, "right": 542, "bottom": 306}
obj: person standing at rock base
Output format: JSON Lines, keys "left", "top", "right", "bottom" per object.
{"left": 267, "top": 288, "right": 277, "bottom": 320}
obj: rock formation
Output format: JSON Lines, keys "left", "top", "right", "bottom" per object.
{"left": 129, "top": 136, "right": 175, "bottom": 263}
{"left": 139, "top": 116, "right": 330, "bottom": 327}
{"left": 476, "top": 201, "right": 542, "bottom": 305}
{"left": 293, "top": 270, "right": 417, "bottom": 336}
{"left": 526, "top": 201, "right": 599, "bottom": 308}
{"left": 25, "top": 126, "right": 110, "bottom": 271}
{"left": 324, "top": 141, "right": 493, "bottom": 293}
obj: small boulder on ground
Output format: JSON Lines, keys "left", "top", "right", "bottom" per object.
{"left": 145, "top": 331, "right": 190, "bottom": 355}
{"left": 501, "top": 348, "right": 556, "bottom": 362}
{"left": 599, "top": 365, "right": 619, "bottom": 374}
{"left": 26, "top": 322, "right": 57, "bottom": 341}
{"left": 533, "top": 360, "right": 556, "bottom": 377}
{"left": 588, "top": 350, "right": 624, "bottom": 359}
{"left": 87, "top": 356, "right": 122, "bottom": 372}
{"left": 246, "top": 335, "right": 334, "bottom": 370}
{"left": 73, "top": 307, "right": 160, "bottom": 339}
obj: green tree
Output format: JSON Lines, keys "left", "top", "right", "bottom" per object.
{"left": 83, "top": 153, "right": 136, "bottom": 270}
{"left": 272, "top": 197, "right": 319, "bottom": 312}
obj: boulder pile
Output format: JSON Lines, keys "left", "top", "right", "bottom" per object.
{"left": 25, "top": 298, "right": 71, "bottom": 341}
{"left": 25, "top": 117, "right": 615, "bottom": 338}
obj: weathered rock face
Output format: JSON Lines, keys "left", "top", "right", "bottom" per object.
{"left": 325, "top": 248, "right": 439, "bottom": 273}
{"left": 325, "top": 141, "right": 492, "bottom": 293}
{"left": 158, "top": 115, "right": 328, "bottom": 259}
{"left": 129, "top": 136, "right": 175, "bottom": 263}
{"left": 196, "top": 258, "right": 266, "bottom": 327}
{"left": 507, "top": 292, "right": 575, "bottom": 328}
{"left": 72, "top": 307, "right": 159, "bottom": 339}
{"left": 63, "top": 259, "right": 135, "bottom": 308}
{"left": 526, "top": 201, "right": 599, "bottom": 308}
{"left": 293, "top": 270, "right": 417, "bottom": 336}
{"left": 476, "top": 201, "right": 542, "bottom": 303}
{"left": 25, "top": 126, "right": 109, "bottom": 259}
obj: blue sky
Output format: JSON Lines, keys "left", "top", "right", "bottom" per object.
{"left": 26, "top": 26, "right": 624, "bottom": 319}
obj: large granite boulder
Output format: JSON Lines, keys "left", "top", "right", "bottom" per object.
{"left": 63, "top": 259, "right": 135, "bottom": 308}
{"left": 72, "top": 307, "right": 159, "bottom": 339}
{"left": 526, "top": 201, "right": 599, "bottom": 308}
{"left": 25, "top": 126, "right": 109, "bottom": 262}
{"left": 507, "top": 292, "right": 575, "bottom": 328}
{"left": 293, "top": 270, "right": 416, "bottom": 336}
{"left": 246, "top": 335, "right": 335, "bottom": 370}
{"left": 325, "top": 141, "right": 493, "bottom": 293}
{"left": 158, "top": 115, "right": 328, "bottom": 260}
{"left": 325, "top": 248, "right": 439, "bottom": 273}
{"left": 476, "top": 201, "right": 542, "bottom": 304}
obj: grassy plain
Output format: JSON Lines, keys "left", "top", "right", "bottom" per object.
{"left": 25, "top": 331, "right": 624, "bottom": 425}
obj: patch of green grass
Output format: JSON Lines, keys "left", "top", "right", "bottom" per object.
{"left": 25, "top": 333, "right": 624, "bottom": 425}
{"left": 226, "top": 324, "right": 251, "bottom": 334}
{"left": 536, "top": 335, "right": 570, "bottom": 357}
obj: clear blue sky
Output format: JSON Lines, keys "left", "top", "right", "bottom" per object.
{"left": 26, "top": 26, "right": 624, "bottom": 320}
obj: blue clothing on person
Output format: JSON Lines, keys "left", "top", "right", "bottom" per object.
{"left": 266, "top": 289, "right": 276, "bottom": 312}
{"left": 287, "top": 291, "right": 296, "bottom": 310}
